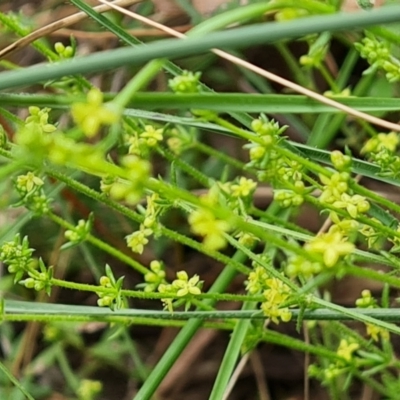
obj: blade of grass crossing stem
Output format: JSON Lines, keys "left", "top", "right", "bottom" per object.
{"left": 209, "top": 301, "right": 258, "bottom": 400}
{"left": 0, "top": 359, "right": 35, "bottom": 400}
{"left": 2, "top": 7, "right": 400, "bottom": 90}
{"left": 312, "top": 298, "right": 400, "bottom": 336}
{"left": 133, "top": 250, "right": 246, "bottom": 400}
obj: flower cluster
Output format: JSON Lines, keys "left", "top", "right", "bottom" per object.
{"left": 246, "top": 265, "right": 270, "bottom": 294}
{"left": 126, "top": 228, "right": 152, "bottom": 255}
{"left": 361, "top": 132, "right": 400, "bottom": 179}
{"left": 77, "top": 379, "right": 102, "bottom": 400}
{"left": 245, "top": 117, "right": 287, "bottom": 178}
{"left": 316, "top": 153, "right": 370, "bottom": 254}
{"left": 14, "top": 171, "right": 51, "bottom": 215}
{"left": 355, "top": 33, "right": 400, "bottom": 82}
{"left": 356, "top": 289, "right": 389, "bottom": 341}
{"left": 217, "top": 177, "right": 257, "bottom": 215}
{"left": 19, "top": 258, "right": 53, "bottom": 295}
{"left": 285, "top": 255, "right": 322, "bottom": 278}
{"left": 274, "top": 181, "right": 305, "bottom": 208}
{"left": 319, "top": 171, "right": 350, "bottom": 204}
{"left": 246, "top": 259, "right": 293, "bottom": 324}
{"left": 332, "top": 193, "right": 370, "bottom": 219}
{"left": 15, "top": 107, "right": 113, "bottom": 183}
{"left": 158, "top": 270, "right": 203, "bottom": 312}
{"left": 305, "top": 231, "right": 355, "bottom": 268}
{"left": 64, "top": 214, "right": 93, "bottom": 249}
{"left": 328, "top": 211, "right": 359, "bottom": 238}
{"left": 15, "top": 107, "right": 56, "bottom": 160}
{"left": 141, "top": 260, "right": 167, "bottom": 292}
{"left": 309, "top": 337, "right": 360, "bottom": 384}
{"left": 0, "top": 234, "right": 53, "bottom": 294}
{"left": 54, "top": 41, "right": 74, "bottom": 59}
{"left": 189, "top": 207, "right": 232, "bottom": 251}
{"left": 169, "top": 70, "right": 202, "bottom": 94}
{"left": 15, "top": 172, "right": 44, "bottom": 196}
{"left": 261, "top": 276, "right": 292, "bottom": 324}
{"left": 230, "top": 176, "right": 257, "bottom": 198}
{"left": 166, "top": 128, "right": 193, "bottom": 155}
{"left": 71, "top": 88, "right": 119, "bottom": 138}
{"left": 96, "top": 265, "right": 125, "bottom": 310}
{"left": 244, "top": 116, "right": 307, "bottom": 209}
{"left": 330, "top": 150, "right": 352, "bottom": 171}
{"left": 127, "top": 125, "right": 164, "bottom": 157}
{"left": 104, "top": 155, "right": 151, "bottom": 206}
{"left": 235, "top": 231, "right": 259, "bottom": 247}
{"left": 337, "top": 338, "right": 360, "bottom": 362}
{"left": 0, "top": 234, "right": 34, "bottom": 283}
{"left": 126, "top": 193, "right": 161, "bottom": 254}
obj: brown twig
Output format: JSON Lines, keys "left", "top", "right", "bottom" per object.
{"left": 49, "top": 25, "right": 191, "bottom": 39}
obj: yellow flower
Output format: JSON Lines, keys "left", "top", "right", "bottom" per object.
{"left": 261, "top": 276, "right": 292, "bottom": 324}
{"left": 362, "top": 132, "right": 399, "bottom": 154}
{"left": 189, "top": 208, "right": 231, "bottom": 251}
{"left": 319, "top": 172, "right": 349, "bottom": 203}
{"left": 231, "top": 177, "right": 257, "bottom": 198}
{"left": 16, "top": 172, "right": 44, "bottom": 194}
{"left": 337, "top": 339, "right": 359, "bottom": 362}
{"left": 126, "top": 228, "right": 152, "bottom": 254}
{"left": 366, "top": 323, "right": 389, "bottom": 342}
{"left": 71, "top": 88, "right": 119, "bottom": 137}
{"left": 172, "top": 271, "right": 202, "bottom": 297}
{"left": 305, "top": 231, "right": 354, "bottom": 267}
{"left": 332, "top": 193, "right": 370, "bottom": 219}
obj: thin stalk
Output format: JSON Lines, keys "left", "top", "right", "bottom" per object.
{"left": 209, "top": 301, "right": 257, "bottom": 400}
{"left": 112, "top": 59, "right": 165, "bottom": 108}
{"left": 0, "top": 360, "right": 34, "bottom": 400}
{"left": 47, "top": 212, "right": 150, "bottom": 276}
{"left": 276, "top": 42, "right": 313, "bottom": 89}
{"left": 193, "top": 141, "right": 246, "bottom": 171}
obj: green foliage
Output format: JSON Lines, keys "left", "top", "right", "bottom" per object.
{"left": 2, "top": 1, "right": 400, "bottom": 399}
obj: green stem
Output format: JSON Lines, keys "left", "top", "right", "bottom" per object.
{"left": 0, "top": 359, "right": 34, "bottom": 400}
{"left": 319, "top": 63, "right": 340, "bottom": 92}
{"left": 158, "top": 147, "right": 211, "bottom": 187}
{"left": 276, "top": 42, "right": 313, "bottom": 89}
{"left": 48, "top": 212, "right": 150, "bottom": 276}
{"left": 193, "top": 140, "right": 247, "bottom": 171}
{"left": 56, "top": 344, "right": 80, "bottom": 392}
{"left": 209, "top": 300, "right": 257, "bottom": 400}
{"left": 260, "top": 327, "right": 341, "bottom": 360}
{"left": 8, "top": 299, "right": 400, "bottom": 322}
{"left": 312, "top": 297, "right": 400, "bottom": 336}
{"left": 133, "top": 250, "right": 244, "bottom": 400}
{"left": 114, "top": 59, "right": 165, "bottom": 108}
{"left": 2, "top": 312, "right": 233, "bottom": 329}
{"left": 50, "top": 277, "right": 264, "bottom": 303}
